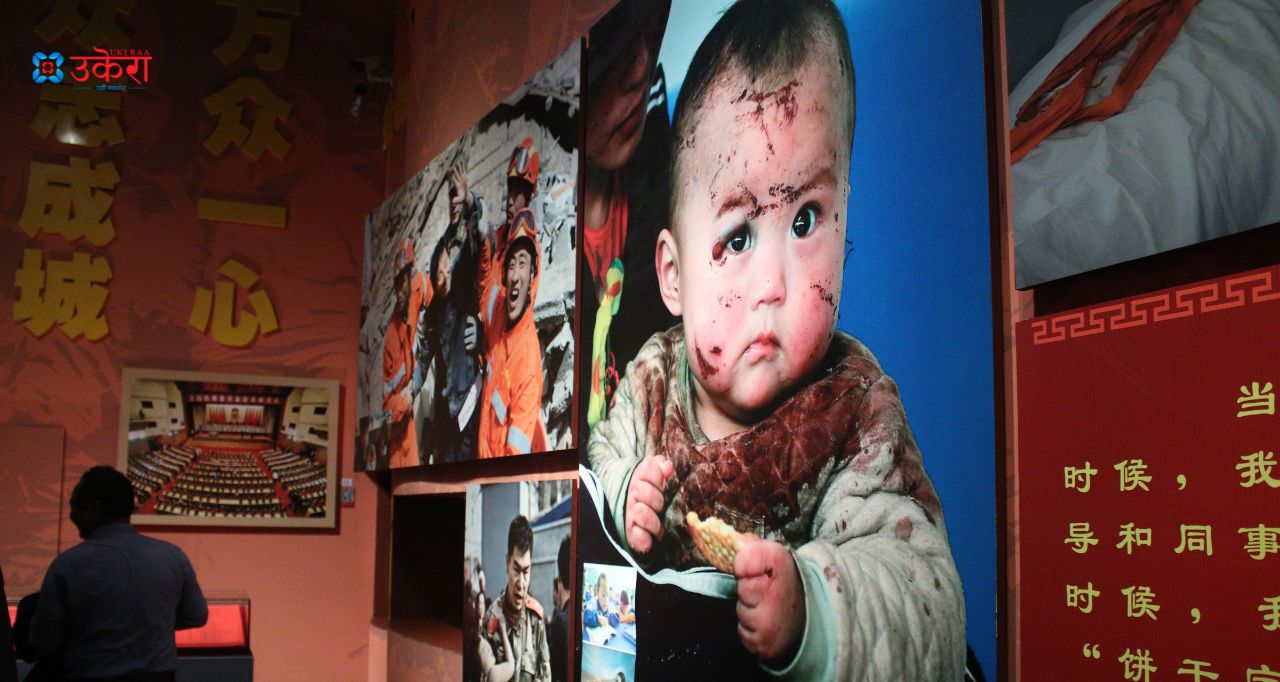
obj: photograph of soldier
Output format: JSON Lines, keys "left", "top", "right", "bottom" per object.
{"left": 465, "top": 480, "right": 574, "bottom": 682}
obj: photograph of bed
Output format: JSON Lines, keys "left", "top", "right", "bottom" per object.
{"left": 1006, "top": 0, "right": 1280, "bottom": 288}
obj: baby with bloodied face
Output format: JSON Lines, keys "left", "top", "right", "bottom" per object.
{"left": 587, "top": 0, "right": 965, "bottom": 677}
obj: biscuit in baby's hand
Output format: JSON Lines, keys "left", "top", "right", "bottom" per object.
{"left": 686, "top": 511, "right": 743, "bottom": 574}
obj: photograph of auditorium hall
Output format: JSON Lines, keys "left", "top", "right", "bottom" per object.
{"left": 117, "top": 369, "right": 339, "bottom": 528}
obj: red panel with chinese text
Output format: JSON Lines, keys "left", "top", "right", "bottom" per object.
{"left": 1017, "top": 264, "right": 1280, "bottom": 681}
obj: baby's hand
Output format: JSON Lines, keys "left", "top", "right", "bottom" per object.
{"left": 624, "top": 455, "right": 674, "bottom": 554}
{"left": 734, "top": 537, "right": 806, "bottom": 663}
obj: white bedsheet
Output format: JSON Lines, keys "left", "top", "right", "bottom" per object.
{"left": 1011, "top": 0, "right": 1280, "bottom": 288}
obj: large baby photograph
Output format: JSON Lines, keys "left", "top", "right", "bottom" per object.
{"left": 576, "top": 0, "right": 997, "bottom": 679}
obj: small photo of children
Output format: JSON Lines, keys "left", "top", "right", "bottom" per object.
{"left": 577, "top": 0, "right": 995, "bottom": 680}
{"left": 580, "top": 563, "right": 638, "bottom": 682}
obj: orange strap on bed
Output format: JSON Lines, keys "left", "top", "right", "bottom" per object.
{"left": 1010, "top": 0, "right": 1200, "bottom": 164}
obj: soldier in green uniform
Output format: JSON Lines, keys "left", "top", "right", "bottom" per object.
{"left": 479, "top": 515, "right": 551, "bottom": 682}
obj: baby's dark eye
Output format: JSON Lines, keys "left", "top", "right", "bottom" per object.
{"left": 725, "top": 226, "right": 752, "bottom": 254}
{"left": 791, "top": 203, "right": 819, "bottom": 238}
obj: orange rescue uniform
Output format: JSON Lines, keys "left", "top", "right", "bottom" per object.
{"left": 382, "top": 270, "right": 431, "bottom": 468}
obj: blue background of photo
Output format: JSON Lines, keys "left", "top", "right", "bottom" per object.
{"left": 659, "top": 1, "right": 997, "bottom": 675}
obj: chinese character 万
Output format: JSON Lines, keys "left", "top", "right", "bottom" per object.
{"left": 1065, "top": 461, "right": 1098, "bottom": 493}
{"left": 203, "top": 76, "right": 292, "bottom": 160}
{"left": 1176, "top": 659, "right": 1219, "bottom": 681}
{"left": 1175, "top": 525, "right": 1214, "bottom": 556}
{"left": 13, "top": 248, "right": 111, "bottom": 340}
{"left": 1121, "top": 585, "right": 1161, "bottom": 620}
{"left": 213, "top": 0, "right": 300, "bottom": 71}
{"left": 188, "top": 258, "right": 279, "bottom": 348}
{"left": 1115, "top": 459, "right": 1152, "bottom": 492}
{"left": 31, "top": 85, "right": 124, "bottom": 146}
{"left": 1117, "top": 523, "right": 1153, "bottom": 555}
{"left": 34, "top": 0, "right": 134, "bottom": 49}
{"left": 1239, "top": 525, "right": 1280, "bottom": 561}
{"left": 18, "top": 157, "right": 119, "bottom": 246}
{"left": 1118, "top": 648, "right": 1157, "bottom": 682}
{"left": 1066, "top": 582, "right": 1100, "bottom": 614}
{"left": 1261, "top": 596, "right": 1280, "bottom": 632}
{"left": 1237, "top": 451, "right": 1280, "bottom": 489}
{"left": 1238, "top": 382, "right": 1276, "bottom": 417}
{"left": 1065, "top": 522, "right": 1099, "bottom": 554}
{"left": 1248, "top": 664, "right": 1280, "bottom": 682}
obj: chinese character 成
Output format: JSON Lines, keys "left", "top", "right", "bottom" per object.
{"left": 1118, "top": 648, "right": 1157, "bottom": 682}
{"left": 13, "top": 248, "right": 111, "bottom": 340}
{"left": 18, "top": 157, "right": 119, "bottom": 246}
{"left": 1117, "top": 523, "right": 1153, "bottom": 555}
{"left": 1066, "top": 582, "right": 1100, "bottom": 614}
{"left": 1115, "top": 459, "right": 1152, "bottom": 492}
{"left": 1121, "top": 585, "right": 1161, "bottom": 620}
{"left": 1237, "top": 451, "right": 1280, "bottom": 489}
{"left": 1065, "top": 522, "right": 1099, "bottom": 554}
{"left": 1237, "top": 382, "right": 1276, "bottom": 417}
{"left": 1175, "top": 525, "right": 1214, "bottom": 556}
{"left": 1065, "top": 461, "right": 1098, "bottom": 493}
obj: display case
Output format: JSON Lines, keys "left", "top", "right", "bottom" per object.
{"left": 7, "top": 592, "right": 252, "bottom": 682}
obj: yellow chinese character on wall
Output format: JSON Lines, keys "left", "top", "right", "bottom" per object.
{"left": 1261, "top": 596, "right": 1280, "bottom": 632}
{"left": 1238, "top": 382, "right": 1276, "bottom": 417}
{"left": 18, "top": 157, "right": 119, "bottom": 246}
{"left": 1064, "top": 461, "right": 1097, "bottom": 493}
{"left": 203, "top": 77, "right": 292, "bottom": 160}
{"left": 34, "top": 0, "right": 133, "bottom": 49}
{"left": 1065, "top": 522, "right": 1099, "bottom": 554}
{"left": 31, "top": 85, "right": 124, "bottom": 147}
{"left": 1066, "top": 582, "right": 1100, "bottom": 614}
{"left": 1118, "top": 648, "right": 1157, "bottom": 682}
{"left": 1176, "top": 659, "right": 1219, "bottom": 681}
{"left": 1115, "top": 459, "right": 1152, "bottom": 492}
{"left": 13, "top": 248, "right": 111, "bottom": 340}
{"left": 1239, "top": 525, "right": 1280, "bottom": 560}
{"left": 1175, "top": 525, "right": 1213, "bottom": 556}
{"left": 1237, "top": 451, "right": 1280, "bottom": 489}
{"left": 213, "top": 0, "right": 300, "bottom": 71}
{"left": 1248, "top": 664, "right": 1280, "bottom": 682}
{"left": 188, "top": 258, "right": 279, "bottom": 348}
{"left": 1116, "top": 523, "right": 1153, "bottom": 555}
{"left": 1121, "top": 585, "right": 1161, "bottom": 620}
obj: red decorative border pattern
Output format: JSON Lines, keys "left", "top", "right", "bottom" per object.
{"left": 1030, "top": 267, "right": 1280, "bottom": 345}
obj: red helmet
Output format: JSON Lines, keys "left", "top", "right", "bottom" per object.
{"left": 393, "top": 238, "right": 415, "bottom": 274}
{"left": 507, "top": 137, "right": 539, "bottom": 191}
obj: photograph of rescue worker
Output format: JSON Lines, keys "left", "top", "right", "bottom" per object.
{"left": 357, "top": 41, "right": 579, "bottom": 468}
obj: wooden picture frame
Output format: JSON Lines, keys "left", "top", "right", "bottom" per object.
{"left": 117, "top": 367, "right": 340, "bottom": 528}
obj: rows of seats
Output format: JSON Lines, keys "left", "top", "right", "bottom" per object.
{"left": 127, "top": 446, "right": 197, "bottom": 503}
{"left": 263, "top": 450, "right": 327, "bottom": 516}
{"left": 150, "top": 448, "right": 287, "bottom": 517}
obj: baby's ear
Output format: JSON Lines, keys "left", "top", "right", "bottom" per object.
{"left": 655, "top": 229, "right": 682, "bottom": 317}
